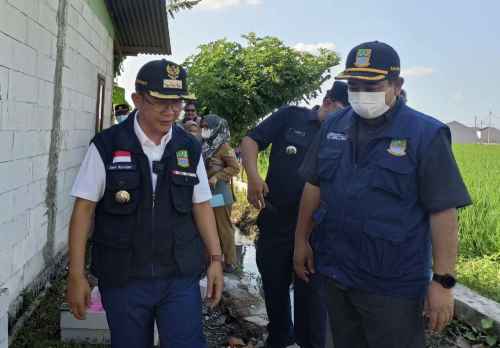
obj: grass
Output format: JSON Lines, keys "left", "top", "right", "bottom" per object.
{"left": 453, "top": 144, "right": 500, "bottom": 302}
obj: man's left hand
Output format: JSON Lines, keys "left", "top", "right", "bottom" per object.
{"left": 206, "top": 261, "right": 224, "bottom": 308}
{"left": 424, "top": 281, "right": 454, "bottom": 332}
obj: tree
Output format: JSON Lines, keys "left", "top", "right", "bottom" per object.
{"left": 167, "top": 0, "right": 202, "bottom": 18}
{"left": 183, "top": 33, "right": 340, "bottom": 142}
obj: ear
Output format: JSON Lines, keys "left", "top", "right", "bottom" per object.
{"left": 393, "top": 77, "right": 404, "bottom": 94}
{"left": 131, "top": 93, "right": 143, "bottom": 108}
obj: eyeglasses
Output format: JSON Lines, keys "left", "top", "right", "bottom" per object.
{"left": 184, "top": 108, "right": 196, "bottom": 113}
{"left": 143, "top": 94, "right": 182, "bottom": 112}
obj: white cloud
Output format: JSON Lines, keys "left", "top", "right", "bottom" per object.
{"left": 293, "top": 42, "right": 336, "bottom": 55}
{"left": 401, "top": 66, "right": 434, "bottom": 77}
{"left": 197, "top": 0, "right": 262, "bottom": 10}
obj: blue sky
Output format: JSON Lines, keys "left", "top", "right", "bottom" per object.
{"left": 117, "top": 0, "right": 500, "bottom": 128}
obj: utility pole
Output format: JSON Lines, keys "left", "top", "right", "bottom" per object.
{"left": 488, "top": 111, "right": 492, "bottom": 144}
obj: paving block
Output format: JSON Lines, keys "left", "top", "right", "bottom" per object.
{"left": 60, "top": 303, "right": 159, "bottom": 345}
{"left": 454, "top": 283, "right": 500, "bottom": 337}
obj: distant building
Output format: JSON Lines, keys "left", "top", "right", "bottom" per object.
{"left": 480, "top": 127, "right": 500, "bottom": 144}
{"left": 447, "top": 121, "right": 480, "bottom": 144}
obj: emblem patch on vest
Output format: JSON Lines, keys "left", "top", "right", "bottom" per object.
{"left": 387, "top": 139, "right": 407, "bottom": 157}
{"left": 176, "top": 150, "right": 190, "bottom": 168}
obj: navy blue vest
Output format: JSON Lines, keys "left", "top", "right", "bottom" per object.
{"left": 312, "top": 104, "right": 449, "bottom": 298}
{"left": 90, "top": 112, "right": 205, "bottom": 287}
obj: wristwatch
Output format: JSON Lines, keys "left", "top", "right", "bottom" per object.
{"left": 432, "top": 273, "right": 456, "bottom": 289}
{"left": 209, "top": 255, "right": 224, "bottom": 264}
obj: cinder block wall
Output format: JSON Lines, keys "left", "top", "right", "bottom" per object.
{"left": 0, "top": 0, "right": 114, "bottom": 332}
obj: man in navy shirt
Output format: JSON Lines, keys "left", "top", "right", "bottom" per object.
{"left": 240, "top": 82, "right": 348, "bottom": 348}
{"left": 295, "top": 41, "right": 471, "bottom": 348}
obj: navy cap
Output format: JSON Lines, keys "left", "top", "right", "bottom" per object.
{"left": 135, "top": 59, "right": 196, "bottom": 100}
{"left": 326, "top": 81, "right": 349, "bottom": 105}
{"left": 336, "top": 41, "right": 400, "bottom": 81}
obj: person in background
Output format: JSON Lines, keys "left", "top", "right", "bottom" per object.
{"left": 183, "top": 119, "right": 202, "bottom": 141}
{"left": 114, "top": 104, "right": 130, "bottom": 124}
{"left": 240, "top": 81, "right": 349, "bottom": 348}
{"left": 201, "top": 114, "right": 241, "bottom": 273}
{"left": 184, "top": 100, "right": 202, "bottom": 124}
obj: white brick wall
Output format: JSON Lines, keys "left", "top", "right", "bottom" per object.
{"left": 0, "top": 0, "right": 114, "bottom": 318}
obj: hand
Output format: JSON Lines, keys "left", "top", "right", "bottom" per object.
{"left": 247, "top": 176, "right": 269, "bottom": 209}
{"left": 208, "top": 176, "right": 218, "bottom": 188}
{"left": 206, "top": 261, "right": 224, "bottom": 308}
{"left": 66, "top": 273, "right": 91, "bottom": 320}
{"left": 293, "top": 239, "right": 315, "bottom": 282}
{"left": 423, "top": 281, "right": 454, "bottom": 332}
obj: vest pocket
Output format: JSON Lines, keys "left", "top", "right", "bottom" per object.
{"left": 359, "top": 219, "right": 406, "bottom": 278}
{"left": 318, "top": 148, "right": 342, "bottom": 179}
{"left": 171, "top": 174, "right": 198, "bottom": 213}
{"left": 372, "top": 156, "right": 414, "bottom": 198}
{"left": 103, "top": 171, "right": 141, "bottom": 215}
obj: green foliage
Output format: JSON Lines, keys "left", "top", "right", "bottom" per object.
{"left": 112, "top": 84, "right": 128, "bottom": 107}
{"left": 113, "top": 52, "right": 126, "bottom": 77}
{"left": 453, "top": 144, "right": 500, "bottom": 259}
{"left": 457, "top": 253, "right": 500, "bottom": 303}
{"left": 167, "top": 0, "right": 202, "bottom": 18}
{"left": 184, "top": 33, "right": 339, "bottom": 142}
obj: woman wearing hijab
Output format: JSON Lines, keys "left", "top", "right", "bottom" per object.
{"left": 201, "top": 114, "right": 240, "bottom": 273}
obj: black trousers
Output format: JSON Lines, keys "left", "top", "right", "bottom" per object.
{"left": 256, "top": 233, "right": 327, "bottom": 348}
{"left": 322, "top": 275, "right": 425, "bottom": 348}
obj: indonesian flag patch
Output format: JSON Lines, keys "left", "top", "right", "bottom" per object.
{"left": 113, "top": 150, "right": 132, "bottom": 163}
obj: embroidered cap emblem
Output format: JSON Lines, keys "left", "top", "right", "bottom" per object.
{"left": 354, "top": 48, "right": 372, "bottom": 68}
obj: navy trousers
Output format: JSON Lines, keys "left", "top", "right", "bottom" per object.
{"left": 256, "top": 233, "right": 327, "bottom": 348}
{"left": 100, "top": 277, "right": 207, "bottom": 348}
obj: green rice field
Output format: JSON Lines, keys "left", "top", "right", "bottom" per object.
{"left": 454, "top": 144, "right": 500, "bottom": 302}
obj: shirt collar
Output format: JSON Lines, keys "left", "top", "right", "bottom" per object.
{"left": 134, "top": 111, "right": 172, "bottom": 148}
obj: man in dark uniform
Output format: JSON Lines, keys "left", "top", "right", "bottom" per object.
{"left": 114, "top": 103, "right": 130, "bottom": 124}
{"left": 66, "top": 59, "right": 224, "bottom": 348}
{"left": 295, "top": 41, "right": 472, "bottom": 348}
{"left": 240, "top": 82, "right": 348, "bottom": 348}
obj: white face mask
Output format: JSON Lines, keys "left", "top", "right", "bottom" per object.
{"left": 201, "top": 128, "right": 212, "bottom": 139}
{"left": 348, "top": 91, "right": 390, "bottom": 119}
{"left": 116, "top": 115, "right": 127, "bottom": 123}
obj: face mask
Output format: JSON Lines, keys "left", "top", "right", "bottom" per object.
{"left": 201, "top": 128, "right": 212, "bottom": 139}
{"left": 348, "top": 91, "right": 390, "bottom": 119}
{"left": 116, "top": 115, "right": 127, "bottom": 123}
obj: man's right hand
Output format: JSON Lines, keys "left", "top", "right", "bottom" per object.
{"left": 247, "top": 176, "right": 269, "bottom": 209}
{"left": 294, "top": 239, "right": 315, "bottom": 282}
{"left": 66, "top": 273, "right": 91, "bottom": 320}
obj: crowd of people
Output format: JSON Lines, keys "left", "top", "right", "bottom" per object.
{"left": 66, "top": 40, "right": 471, "bottom": 348}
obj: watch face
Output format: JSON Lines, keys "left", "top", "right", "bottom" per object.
{"left": 443, "top": 275, "right": 456, "bottom": 288}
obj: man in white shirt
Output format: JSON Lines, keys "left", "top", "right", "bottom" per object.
{"left": 66, "top": 59, "right": 223, "bottom": 348}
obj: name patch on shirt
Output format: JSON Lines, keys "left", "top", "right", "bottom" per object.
{"left": 172, "top": 170, "right": 197, "bottom": 178}
{"left": 108, "top": 163, "right": 136, "bottom": 171}
{"left": 326, "top": 132, "right": 347, "bottom": 141}
{"left": 176, "top": 150, "right": 190, "bottom": 168}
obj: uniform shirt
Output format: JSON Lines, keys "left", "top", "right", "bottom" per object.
{"left": 300, "top": 102, "right": 472, "bottom": 213}
{"left": 71, "top": 113, "right": 212, "bottom": 203}
{"left": 247, "top": 106, "right": 321, "bottom": 211}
